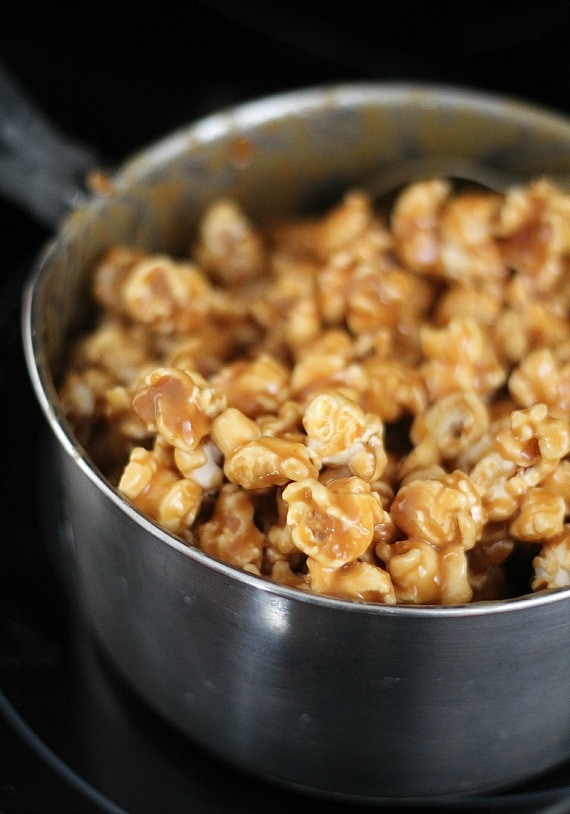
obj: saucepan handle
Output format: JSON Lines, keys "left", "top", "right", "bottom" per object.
{"left": 0, "top": 61, "right": 99, "bottom": 229}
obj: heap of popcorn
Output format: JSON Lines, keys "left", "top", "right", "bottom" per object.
{"left": 59, "top": 177, "right": 570, "bottom": 604}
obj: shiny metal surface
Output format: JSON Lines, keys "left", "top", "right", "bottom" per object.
{"left": 21, "top": 83, "right": 570, "bottom": 800}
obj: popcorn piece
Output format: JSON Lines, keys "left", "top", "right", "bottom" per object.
{"left": 290, "top": 354, "right": 366, "bottom": 404}
{"left": 390, "top": 470, "right": 485, "bottom": 550}
{"left": 420, "top": 316, "right": 506, "bottom": 399}
{"left": 393, "top": 183, "right": 506, "bottom": 284}
{"left": 532, "top": 527, "right": 570, "bottom": 591}
{"left": 288, "top": 330, "right": 367, "bottom": 401}
{"left": 509, "top": 345, "right": 570, "bottom": 418}
{"left": 493, "top": 275, "right": 570, "bottom": 365}
{"left": 104, "top": 384, "right": 152, "bottom": 441}
{"left": 196, "top": 484, "right": 265, "bottom": 571}
{"left": 470, "top": 404, "right": 570, "bottom": 521}
{"left": 69, "top": 320, "right": 153, "bottom": 386}
{"left": 269, "top": 557, "right": 309, "bottom": 589}
{"left": 540, "top": 460, "right": 570, "bottom": 513}
{"left": 307, "top": 558, "right": 396, "bottom": 604}
{"left": 467, "top": 523, "right": 515, "bottom": 601}
{"left": 132, "top": 367, "right": 227, "bottom": 453}
{"left": 267, "top": 490, "right": 299, "bottom": 556}
{"left": 303, "top": 390, "right": 387, "bottom": 481}
{"left": 265, "top": 489, "right": 310, "bottom": 585}
{"left": 194, "top": 199, "right": 266, "bottom": 284}
{"left": 210, "top": 353, "right": 290, "bottom": 419}
{"left": 283, "top": 297, "right": 321, "bottom": 352}
{"left": 397, "top": 436, "right": 444, "bottom": 486}
{"left": 210, "top": 407, "right": 260, "bottom": 453}
{"left": 345, "top": 263, "right": 433, "bottom": 337}
{"left": 438, "top": 191, "right": 506, "bottom": 283}
{"left": 378, "top": 538, "right": 472, "bottom": 605}
{"left": 468, "top": 450, "right": 521, "bottom": 522}
{"left": 360, "top": 357, "right": 427, "bottom": 423}
{"left": 92, "top": 246, "right": 146, "bottom": 314}
{"left": 223, "top": 435, "right": 320, "bottom": 491}
{"left": 122, "top": 255, "right": 212, "bottom": 333}
{"left": 509, "top": 487, "right": 566, "bottom": 542}
{"left": 157, "top": 299, "right": 256, "bottom": 372}
{"left": 495, "top": 404, "right": 570, "bottom": 470}
{"left": 410, "top": 390, "right": 489, "bottom": 462}
{"left": 313, "top": 191, "right": 379, "bottom": 258}
{"left": 210, "top": 405, "right": 319, "bottom": 490}
{"left": 391, "top": 178, "right": 451, "bottom": 276}
{"left": 269, "top": 190, "right": 391, "bottom": 265}
{"left": 282, "top": 476, "right": 389, "bottom": 568}
{"left": 255, "top": 400, "right": 305, "bottom": 441}
{"left": 497, "top": 179, "right": 570, "bottom": 293}
{"left": 118, "top": 446, "right": 202, "bottom": 535}
{"left": 59, "top": 367, "right": 115, "bottom": 422}
{"left": 60, "top": 320, "right": 159, "bottom": 443}
{"left": 173, "top": 440, "right": 224, "bottom": 490}
{"left": 434, "top": 282, "right": 502, "bottom": 329}
{"left": 316, "top": 254, "right": 358, "bottom": 326}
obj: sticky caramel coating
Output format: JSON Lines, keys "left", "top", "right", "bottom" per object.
{"left": 118, "top": 445, "right": 202, "bottom": 535}
{"left": 438, "top": 191, "right": 506, "bottom": 284}
{"left": 307, "top": 558, "right": 396, "bottom": 604}
{"left": 59, "top": 180, "right": 570, "bottom": 604}
{"left": 303, "top": 390, "right": 387, "bottom": 482}
{"left": 377, "top": 538, "right": 472, "bottom": 605}
{"left": 390, "top": 470, "right": 485, "bottom": 551}
{"left": 209, "top": 406, "right": 319, "bottom": 490}
{"left": 174, "top": 440, "right": 224, "bottom": 490}
{"left": 495, "top": 404, "right": 570, "bottom": 471}
{"left": 193, "top": 199, "right": 266, "bottom": 285}
{"left": 494, "top": 274, "right": 570, "bottom": 366}
{"left": 196, "top": 483, "right": 265, "bottom": 571}
{"left": 509, "top": 487, "right": 566, "bottom": 542}
{"left": 132, "top": 367, "right": 227, "bottom": 453}
{"left": 497, "top": 179, "right": 570, "bottom": 294}
{"left": 391, "top": 178, "right": 451, "bottom": 276}
{"left": 224, "top": 435, "right": 320, "bottom": 491}
{"left": 509, "top": 345, "right": 570, "bottom": 418}
{"left": 420, "top": 316, "right": 506, "bottom": 400}
{"left": 121, "top": 255, "right": 212, "bottom": 334}
{"left": 467, "top": 405, "right": 570, "bottom": 523}
{"left": 467, "top": 523, "right": 515, "bottom": 601}
{"left": 360, "top": 357, "right": 427, "bottom": 423}
{"left": 410, "top": 390, "right": 489, "bottom": 463}
{"left": 540, "top": 460, "right": 570, "bottom": 513}
{"left": 532, "top": 527, "right": 570, "bottom": 591}
{"left": 210, "top": 353, "right": 290, "bottom": 419}
{"left": 282, "top": 476, "right": 389, "bottom": 568}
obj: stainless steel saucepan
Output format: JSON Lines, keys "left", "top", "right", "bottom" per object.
{"left": 5, "top": 63, "right": 570, "bottom": 800}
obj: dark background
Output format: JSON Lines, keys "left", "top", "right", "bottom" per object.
{"left": 2, "top": 3, "right": 570, "bottom": 812}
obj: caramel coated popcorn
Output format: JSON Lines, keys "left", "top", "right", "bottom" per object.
{"left": 60, "top": 176, "right": 570, "bottom": 604}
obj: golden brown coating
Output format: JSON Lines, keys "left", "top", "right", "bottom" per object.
{"left": 59, "top": 178, "right": 570, "bottom": 604}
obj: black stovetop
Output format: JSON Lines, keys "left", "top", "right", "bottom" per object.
{"left": 3, "top": 4, "right": 570, "bottom": 812}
